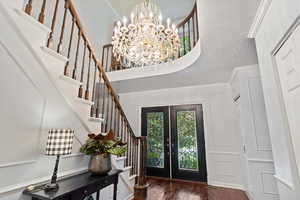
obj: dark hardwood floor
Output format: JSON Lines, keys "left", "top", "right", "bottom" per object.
{"left": 143, "top": 178, "right": 249, "bottom": 200}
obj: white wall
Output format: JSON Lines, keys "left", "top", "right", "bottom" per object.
{"left": 251, "top": 0, "right": 300, "bottom": 199}
{"left": 2, "top": 0, "right": 24, "bottom": 9}
{"left": 72, "top": 0, "right": 118, "bottom": 56}
{"left": 0, "top": 2, "right": 135, "bottom": 199}
{"left": 0, "top": 2, "right": 91, "bottom": 199}
{"left": 230, "top": 66, "right": 279, "bottom": 200}
{"left": 119, "top": 83, "right": 244, "bottom": 189}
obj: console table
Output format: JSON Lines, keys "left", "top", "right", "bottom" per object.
{"left": 23, "top": 169, "right": 122, "bottom": 200}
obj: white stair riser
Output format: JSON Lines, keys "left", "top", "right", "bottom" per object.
{"left": 122, "top": 168, "right": 132, "bottom": 180}
{"left": 13, "top": 10, "right": 50, "bottom": 47}
{"left": 115, "top": 159, "right": 125, "bottom": 169}
{"left": 40, "top": 48, "right": 68, "bottom": 76}
{"left": 129, "top": 177, "right": 136, "bottom": 187}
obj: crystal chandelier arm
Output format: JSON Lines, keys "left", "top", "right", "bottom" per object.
{"left": 112, "top": 0, "right": 180, "bottom": 68}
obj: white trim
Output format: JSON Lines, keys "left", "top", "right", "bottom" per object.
{"left": 261, "top": 171, "right": 279, "bottom": 195}
{"left": 124, "top": 193, "right": 134, "bottom": 200}
{"left": 273, "top": 174, "right": 294, "bottom": 190}
{"left": 62, "top": 153, "right": 85, "bottom": 159}
{"left": 246, "top": 190, "right": 255, "bottom": 200}
{"left": 118, "top": 82, "right": 228, "bottom": 96}
{"left": 41, "top": 46, "right": 69, "bottom": 63}
{"left": 123, "top": 166, "right": 132, "bottom": 172}
{"left": 248, "top": 0, "right": 273, "bottom": 38}
{"left": 59, "top": 75, "right": 82, "bottom": 86}
{"left": 107, "top": 41, "right": 201, "bottom": 82}
{"left": 209, "top": 181, "right": 245, "bottom": 190}
{"left": 247, "top": 158, "right": 274, "bottom": 163}
{"left": 0, "top": 160, "right": 36, "bottom": 168}
{"left": 76, "top": 98, "right": 94, "bottom": 106}
{"left": 88, "top": 117, "right": 105, "bottom": 123}
{"left": 228, "top": 65, "right": 258, "bottom": 84}
{"left": 129, "top": 174, "right": 137, "bottom": 181}
{"left": 115, "top": 156, "right": 126, "bottom": 161}
{"left": 0, "top": 167, "right": 88, "bottom": 195}
{"left": 207, "top": 151, "right": 241, "bottom": 156}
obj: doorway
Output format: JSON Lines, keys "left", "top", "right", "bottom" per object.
{"left": 141, "top": 104, "right": 207, "bottom": 182}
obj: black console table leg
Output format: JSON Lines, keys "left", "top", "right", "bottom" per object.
{"left": 96, "top": 191, "right": 100, "bottom": 200}
{"left": 113, "top": 184, "right": 117, "bottom": 200}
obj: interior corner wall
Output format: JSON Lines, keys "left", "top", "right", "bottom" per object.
{"left": 72, "top": 0, "right": 119, "bottom": 56}
{"left": 118, "top": 83, "right": 244, "bottom": 189}
{"left": 254, "top": 0, "right": 300, "bottom": 199}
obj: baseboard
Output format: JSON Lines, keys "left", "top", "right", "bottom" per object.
{"left": 209, "top": 181, "right": 245, "bottom": 191}
{"left": 246, "top": 190, "right": 255, "bottom": 200}
{"left": 124, "top": 192, "right": 134, "bottom": 200}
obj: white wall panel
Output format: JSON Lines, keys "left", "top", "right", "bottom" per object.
{"left": 119, "top": 83, "right": 244, "bottom": 189}
{"left": 230, "top": 66, "right": 278, "bottom": 200}
{"left": 252, "top": 0, "right": 300, "bottom": 198}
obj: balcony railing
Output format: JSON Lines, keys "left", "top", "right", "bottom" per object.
{"left": 102, "top": 2, "right": 199, "bottom": 72}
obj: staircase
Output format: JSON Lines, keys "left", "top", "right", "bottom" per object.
{"left": 2, "top": 0, "right": 147, "bottom": 199}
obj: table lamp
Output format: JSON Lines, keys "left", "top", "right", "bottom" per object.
{"left": 45, "top": 129, "right": 74, "bottom": 191}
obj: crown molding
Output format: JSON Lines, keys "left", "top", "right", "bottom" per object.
{"left": 248, "top": 0, "right": 273, "bottom": 38}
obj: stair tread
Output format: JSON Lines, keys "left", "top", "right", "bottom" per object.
{"left": 123, "top": 166, "right": 132, "bottom": 171}
{"left": 59, "top": 75, "right": 82, "bottom": 86}
{"left": 115, "top": 156, "right": 126, "bottom": 161}
{"left": 41, "top": 46, "right": 69, "bottom": 62}
{"left": 76, "top": 97, "right": 94, "bottom": 106}
{"left": 88, "top": 117, "right": 105, "bottom": 122}
{"left": 129, "top": 175, "right": 137, "bottom": 180}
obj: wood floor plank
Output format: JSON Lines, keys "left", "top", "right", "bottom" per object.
{"left": 142, "top": 178, "right": 249, "bottom": 200}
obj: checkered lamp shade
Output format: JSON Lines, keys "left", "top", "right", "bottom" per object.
{"left": 46, "top": 129, "right": 74, "bottom": 156}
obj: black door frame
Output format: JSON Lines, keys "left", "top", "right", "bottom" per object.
{"left": 170, "top": 104, "right": 207, "bottom": 182}
{"left": 141, "top": 104, "right": 207, "bottom": 182}
{"left": 141, "top": 106, "right": 170, "bottom": 178}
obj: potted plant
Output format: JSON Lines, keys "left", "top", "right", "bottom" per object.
{"left": 80, "top": 130, "right": 127, "bottom": 175}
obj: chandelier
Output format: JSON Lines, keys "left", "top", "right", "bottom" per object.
{"left": 112, "top": 0, "right": 180, "bottom": 68}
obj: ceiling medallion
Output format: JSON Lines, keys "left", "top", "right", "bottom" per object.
{"left": 112, "top": 0, "right": 180, "bottom": 68}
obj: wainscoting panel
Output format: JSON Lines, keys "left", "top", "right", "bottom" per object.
{"left": 248, "top": 77, "right": 272, "bottom": 152}
{"left": 0, "top": 41, "right": 46, "bottom": 167}
{"left": 248, "top": 161, "right": 279, "bottom": 200}
{"left": 230, "top": 66, "right": 279, "bottom": 199}
{"left": 208, "top": 151, "right": 243, "bottom": 189}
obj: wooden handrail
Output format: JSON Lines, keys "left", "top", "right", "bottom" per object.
{"left": 65, "top": 0, "right": 136, "bottom": 138}
{"left": 177, "top": 3, "right": 197, "bottom": 28}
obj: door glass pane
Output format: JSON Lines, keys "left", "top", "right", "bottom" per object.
{"left": 177, "top": 111, "right": 199, "bottom": 170}
{"left": 146, "top": 112, "right": 164, "bottom": 168}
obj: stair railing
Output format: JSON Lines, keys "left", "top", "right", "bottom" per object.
{"left": 24, "top": 0, "right": 141, "bottom": 178}
{"left": 101, "top": 2, "right": 199, "bottom": 72}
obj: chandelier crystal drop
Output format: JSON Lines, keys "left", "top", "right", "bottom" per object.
{"left": 112, "top": 0, "right": 180, "bottom": 68}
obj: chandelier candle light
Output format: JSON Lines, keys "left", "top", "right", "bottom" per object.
{"left": 112, "top": 0, "right": 180, "bottom": 68}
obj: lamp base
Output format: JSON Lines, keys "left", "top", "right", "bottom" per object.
{"left": 44, "top": 183, "right": 59, "bottom": 192}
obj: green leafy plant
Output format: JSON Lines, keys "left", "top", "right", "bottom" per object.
{"left": 80, "top": 130, "right": 127, "bottom": 156}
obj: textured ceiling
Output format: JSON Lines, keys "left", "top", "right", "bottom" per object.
{"left": 111, "top": 0, "right": 261, "bottom": 93}
{"left": 108, "top": 0, "right": 195, "bottom": 20}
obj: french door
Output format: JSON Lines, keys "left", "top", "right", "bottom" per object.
{"left": 141, "top": 104, "right": 207, "bottom": 182}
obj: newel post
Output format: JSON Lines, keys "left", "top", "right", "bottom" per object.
{"left": 134, "top": 136, "right": 149, "bottom": 200}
